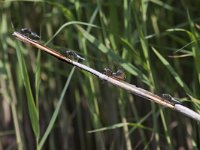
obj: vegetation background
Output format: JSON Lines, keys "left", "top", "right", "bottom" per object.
{"left": 0, "top": 0, "right": 200, "bottom": 149}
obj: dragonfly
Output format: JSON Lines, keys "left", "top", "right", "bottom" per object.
{"left": 103, "top": 68, "right": 113, "bottom": 76}
{"left": 161, "top": 94, "right": 182, "bottom": 105}
{"left": 112, "top": 70, "right": 126, "bottom": 81}
{"left": 19, "top": 28, "right": 40, "bottom": 40}
{"left": 103, "top": 68, "right": 126, "bottom": 81}
{"left": 62, "top": 50, "right": 85, "bottom": 62}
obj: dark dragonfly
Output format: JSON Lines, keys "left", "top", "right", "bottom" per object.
{"left": 62, "top": 50, "right": 85, "bottom": 62}
{"left": 161, "top": 94, "right": 182, "bottom": 105}
{"left": 103, "top": 68, "right": 113, "bottom": 76}
{"left": 103, "top": 68, "right": 126, "bottom": 81}
{"left": 19, "top": 28, "right": 40, "bottom": 40}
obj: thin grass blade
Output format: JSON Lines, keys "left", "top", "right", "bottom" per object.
{"left": 38, "top": 67, "right": 76, "bottom": 150}
{"left": 152, "top": 47, "right": 192, "bottom": 95}
{"left": 15, "top": 42, "right": 40, "bottom": 138}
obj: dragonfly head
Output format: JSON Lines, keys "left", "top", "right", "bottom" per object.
{"left": 103, "top": 68, "right": 113, "bottom": 76}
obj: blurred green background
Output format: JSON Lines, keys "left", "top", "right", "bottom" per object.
{"left": 1, "top": 0, "right": 200, "bottom": 149}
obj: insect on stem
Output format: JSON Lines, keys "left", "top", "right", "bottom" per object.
{"left": 19, "top": 28, "right": 40, "bottom": 40}
{"left": 162, "top": 94, "right": 182, "bottom": 106}
{"left": 102, "top": 68, "right": 126, "bottom": 81}
{"left": 64, "top": 50, "right": 85, "bottom": 62}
